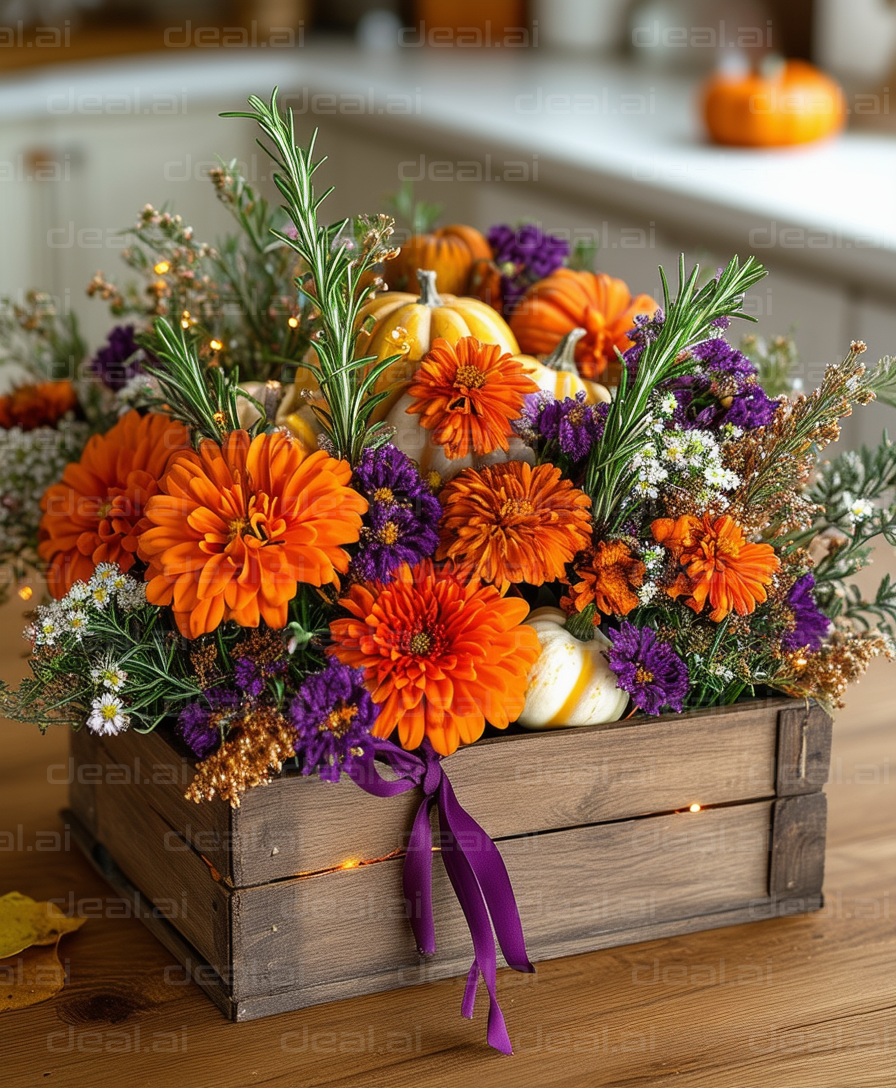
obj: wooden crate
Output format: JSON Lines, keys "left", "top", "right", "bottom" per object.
{"left": 63, "top": 696, "right": 832, "bottom": 1021}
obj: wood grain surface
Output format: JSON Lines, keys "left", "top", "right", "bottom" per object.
{"left": 2, "top": 589, "right": 894, "bottom": 1087}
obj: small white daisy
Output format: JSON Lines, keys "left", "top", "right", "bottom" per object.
{"left": 90, "top": 663, "right": 128, "bottom": 691}
{"left": 848, "top": 497, "right": 874, "bottom": 523}
{"left": 86, "top": 694, "right": 130, "bottom": 736}
{"left": 65, "top": 609, "right": 90, "bottom": 640}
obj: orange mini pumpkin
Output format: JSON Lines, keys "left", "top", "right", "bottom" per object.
{"left": 510, "top": 268, "right": 658, "bottom": 381}
{"left": 384, "top": 224, "right": 492, "bottom": 295}
{"left": 703, "top": 59, "right": 845, "bottom": 148}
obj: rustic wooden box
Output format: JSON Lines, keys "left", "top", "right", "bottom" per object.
{"left": 64, "top": 697, "right": 831, "bottom": 1021}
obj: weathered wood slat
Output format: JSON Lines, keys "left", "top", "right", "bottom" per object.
{"left": 776, "top": 703, "right": 834, "bottom": 795}
{"left": 83, "top": 697, "right": 790, "bottom": 888}
{"left": 229, "top": 801, "right": 776, "bottom": 1002}
{"left": 769, "top": 792, "right": 828, "bottom": 900}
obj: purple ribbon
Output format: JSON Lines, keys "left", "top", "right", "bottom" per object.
{"left": 347, "top": 736, "right": 534, "bottom": 1055}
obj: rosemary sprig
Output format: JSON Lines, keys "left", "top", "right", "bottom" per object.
{"left": 142, "top": 317, "right": 252, "bottom": 443}
{"left": 585, "top": 255, "right": 767, "bottom": 532}
{"left": 224, "top": 90, "right": 400, "bottom": 463}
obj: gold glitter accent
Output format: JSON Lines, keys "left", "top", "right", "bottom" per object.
{"left": 185, "top": 707, "right": 296, "bottom": 808}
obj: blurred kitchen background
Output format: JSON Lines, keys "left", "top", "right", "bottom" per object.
{"left": 2, "top": 0, "right": 896, "bottom": 444}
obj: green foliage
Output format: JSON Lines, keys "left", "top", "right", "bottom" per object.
{"left": 224, "top": 90, "right": 401, "bottom": 463}
{"left": 584, "top": 254, "right": 766, "bottom": 532}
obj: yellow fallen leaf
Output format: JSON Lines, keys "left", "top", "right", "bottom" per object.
{"left": 0, "top": 943, "right": 67, "bottom": 1011}
{"left": 0, "top": 892, "right": 86, "bottom": 959}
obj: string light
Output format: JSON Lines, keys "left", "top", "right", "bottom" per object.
{"left": 209, "top": 339, "right": 223, "bottom": 352}
{"left": 181, "top": 310, "right": 192, "bottom": 330}
{"left": 287, "top": 316, "right": 299, "bottom": 329}
{"left": 339, "top": 859, "right": 360, "bottom": 870}
{"left": 153, "top": 260, "right": 170, "bottom": 275}
{"left": 689, "top": 803, "right": 701, "bottom": 813}
{"left": 18, "top": 585, "right": 33, "bottom": 601}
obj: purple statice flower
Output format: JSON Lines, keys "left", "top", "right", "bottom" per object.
{"left": 607, "top": 621, "right": 689, "bottom": 715}
{"left": 487, "top": 223, "right": 569, "bottom": 314}
{"left": 289, "top": 660, "right": 378, "bottom": 782}
{"left": 351, "top": 444, "right": 440, "bottom": 583}
{"left": 516, "top": 391, "right": 607, "bottom": 461}
{"left": 90, "top": 325, "right": 148, "bottom": 392}
{"left": 623, "top": 308, "right": 665, "bottom": 379}
{"left": 689, "top": 337, "right": 756, "bottom": 393}
{"left": 177, "top": 688, "right": 239, "bottom": 758}
{"left": 782, "top": 574, "right": 830, "bottom": 653}
{"left": 233, "top": 655, "right": 287, "bottom": 699}
{"left": 723, "top": 385, "right": 778, "bottom": 430}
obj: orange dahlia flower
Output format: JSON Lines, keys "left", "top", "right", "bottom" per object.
{"left": 436, "top": 460, "right": 592, "bottom": 591}
{"left": 652, "top": 513, "right": 780, "bottom": 623}
{"left": 39, "top": 410, "right": 191, "bottom": 597}
{"left": 0, "top": 379, "right": 76, "bottom": 430}
{"left": 328, "top": 559, "right": 540, "bottom": 755}
{"left": 406, "top": 335, "right": 537, "bottom": 460}
{"left": 510, "top": 269, "right": 659, "bottom": 381}
{"left": 562, "top": 539, "right": 645, "bottom": 619}
{"left": 138, "top": 430, "right": 367, "bottom": 639}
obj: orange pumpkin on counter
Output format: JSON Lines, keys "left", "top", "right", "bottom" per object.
{"left": 383, "top": 224, "right": 492, "bottom": 295}
{"left": 703, "top": 58, "right": 845, "bottom": 148}
{"left": 511, "top": 268, "right": 658, "bottom": 381}
{"left": 354, "top": 269, "right": 518, "bottom": 398}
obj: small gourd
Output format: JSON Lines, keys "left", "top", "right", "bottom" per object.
{"left": 517, "top": 328, "right": 611, "bottom": 404}
{"left": 237, "top": 380, "right": 321, "bottom": 453}
{"left": 354, "top": 269, "right": 518, "bottom": 395}
{"left": 517, "top": 607, "right": 629, "bottom": 729}
{"left": 384, "top": 387, "right": 535, "bottom": 484}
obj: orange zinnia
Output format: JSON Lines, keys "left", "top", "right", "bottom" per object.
{"left": 138, "top": 430, "right": 367, "bottom": 639}
{"left": 0, "top": 379, "right": 77, "bottom": 430}
{"left": 406, "top": 335, "right": 538, "bottom": 459}
{"left": 652, "top": 513, "right": 780, "bottom": 623}
{"left": 562, "top": 539, "right": 645, "bottom": 619}
{"left": 436, "top": 460, "right": 592, "bottom": 591}
{"left": 328, "top": 559, "right": 540, "bottom": 756}
{"left": 39, "top": 410, "right": 191, "bottom": 597}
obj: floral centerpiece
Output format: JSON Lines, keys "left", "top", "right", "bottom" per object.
{"left": 2, "top": 92, "right": 896, "bottom": 1053}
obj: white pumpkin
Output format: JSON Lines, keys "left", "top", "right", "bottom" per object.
{"left": 384, "top": 390, "right": 535, "bottom": 483}
{"left": 517, "top": 607, "right": 629, "bottom": 729}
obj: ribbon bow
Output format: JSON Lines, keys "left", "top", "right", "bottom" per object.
{"left": 348, "top": 736, "right": 534, "bottom": 1054}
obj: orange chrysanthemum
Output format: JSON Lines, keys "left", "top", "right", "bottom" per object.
{"left": 328, "top": 559, "right": 540, "bottom": 756}
{"left": 406, "top": 335, "right": 538, "bottom": 459}
{"left": 436, "top": 460, "right": 593, "bottom": 591}
{"left": 652, "top": 513, "right": 780, "bottom": 623}
{"left": 0, "top": 379, "right": 76, "bottom": 430}
{"left": 38, "top": 410, "right": 191, "bottom": 597}
{"left": 562, "top": 539, "right": 645, "bottom": 619}
{"left": 137, "top": 430, "right": 367, "bottom": 639}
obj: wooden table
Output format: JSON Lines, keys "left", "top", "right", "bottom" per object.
{"left": 2, "top": 591, "right": 894, "bottom": 1088}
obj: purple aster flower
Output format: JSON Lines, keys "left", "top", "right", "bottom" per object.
{"left": 289, "top": 660, "right": 378, "bottom": 782}
{"left": 487, "top": 223, "right": 569, "bottom": 314}
{"left": 90, "top": 325, "right": 148, "bottom": 392}
{"left": 723, "top": 385, "right": 778, "bottom": 430}
{"left": 177, "top": 688, "right": 239, "bottom": 758}
{"left": 782, "top": 574, "right": 830, "bottom": 653}
{"left": 352, "top": 502, "right": 439, "bottom": 583}
{"left": 352, "top": 444, "right": 441, "bottom": 583}
{"left": 607, "top": 621, "right": 689, "bottom": 715}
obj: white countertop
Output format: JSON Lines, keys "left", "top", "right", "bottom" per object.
{"left": 4, "top": 45, "right": 896, "bottom": 290}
